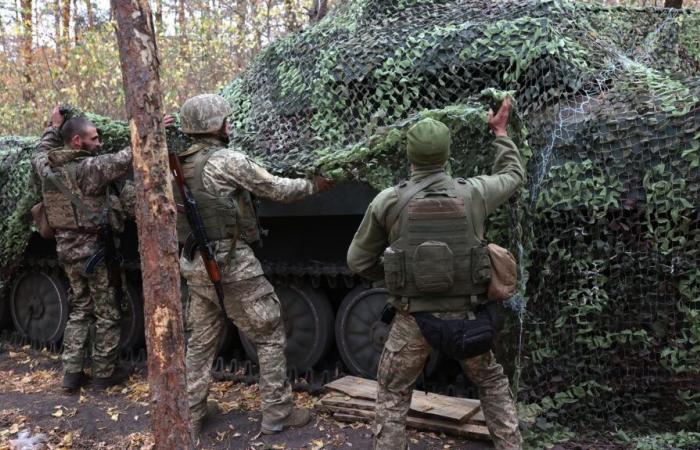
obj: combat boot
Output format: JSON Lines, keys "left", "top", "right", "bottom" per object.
{"left": 93, "top": 367, "right": 130, "bottom": 390}
{"left": 62, "top": 371, "right": 90, "bottom": 392}
{"left": 261, "top": 408, "right": 312, "bottom": 435}
{"left": 190, "top": 400, "right": 222, "bottom": 441}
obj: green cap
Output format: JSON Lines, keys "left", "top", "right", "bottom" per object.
{"left": 406, "top": 118, "right": 451, "bottom": 166}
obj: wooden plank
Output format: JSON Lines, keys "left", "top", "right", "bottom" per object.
{"left": 321, "top": 393, "right": 487, "bottom": 426}
{"left": 321, "top": 404, "right": 491, "bottom": 440}
{"left": 325, "top": 376, "right": 480, "bottom": 423}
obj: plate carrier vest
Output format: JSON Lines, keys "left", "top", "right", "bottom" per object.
{"left": 383, "top": 174, "right": 491, "bottom": 298}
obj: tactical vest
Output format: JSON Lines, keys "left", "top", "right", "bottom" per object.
{"left": 41, "top": 160, "right": 104, "bottom": 231}
{"left": 174, "top": 144, "right": 261, "bottom": 247}
{"left": 383, "top": 176, "right": 491, "bottom": 299}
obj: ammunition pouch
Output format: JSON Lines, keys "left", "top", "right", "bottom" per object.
{"left": 412, "top": 302, "right": 505, "bottom": 360}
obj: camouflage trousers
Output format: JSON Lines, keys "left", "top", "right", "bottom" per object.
{"left": 185, "top": 275, "right": 293, "bottom": 431}
{"left": 62, "top": 260, "right": 121, "bottom": 378}
{"left": 374, "top": 310, "right": 522, "bottom": 450}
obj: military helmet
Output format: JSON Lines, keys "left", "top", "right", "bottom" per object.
{"left": 180, "top": 94, "right": 232, "bottom": 134}
{"left": 406, "top": 118, "right": 451, "bottom": 166}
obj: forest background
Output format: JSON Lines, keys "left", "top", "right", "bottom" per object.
{"left": 0, "top": 0, "right": 699, "bottom": 137}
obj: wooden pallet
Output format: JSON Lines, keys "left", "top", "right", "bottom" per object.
{"left": 321, "top": 376, "right": 490, "bottom": 441}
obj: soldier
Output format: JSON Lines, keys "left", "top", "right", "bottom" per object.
{"left": 174, "top": 94, "right": 334, "bottom": 439}
{"left": 347, "top": 98, "right": 524, "bottom": 450}
{"left": 32, "top": 107, "right": 146, "bottom": 392}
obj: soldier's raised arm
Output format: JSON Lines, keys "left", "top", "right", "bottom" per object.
{"left": 77, "top": 147, "right": 132, "bottom": 195}
{"left": 32, "top": 106, "right": 65, "bottom": 175}
{"left": 466, "top": 97, "right": 525, "bottom": 217}
{"left": 203, "top": 150, "right": 330, "bottom": 203}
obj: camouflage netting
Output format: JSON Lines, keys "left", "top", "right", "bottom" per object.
{"left": 1, "top": 0, "right": 699, "bottom": 446}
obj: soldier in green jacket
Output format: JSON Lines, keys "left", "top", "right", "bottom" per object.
{"left": 347, "top": 98, "right": 524, "bottom": 450}
{"left": 174, "top": 94, "right": 334, "bottom": 440}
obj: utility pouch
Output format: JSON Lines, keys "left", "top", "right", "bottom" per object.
{"left": 471, "top": 243, "right": 492, "bottom": 285}
{"left": 31, "top": 202, "right": 55, "bottom": 239}
{"left": 383, "top": 247, "right": 406, "bottom": 291}
{"left": 413, "top": 241, "right": 454, "bottom": 294}
{"left": 412, "top": 302, "right": 505, "bottom": 360}
{"left": 487, "top": 243, "right": 517, "bottom": 301}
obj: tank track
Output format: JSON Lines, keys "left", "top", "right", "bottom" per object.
{"left": 2, "top": 260, "right": 479, "bottom": 398}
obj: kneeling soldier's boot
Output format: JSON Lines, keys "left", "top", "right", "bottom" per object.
{"left": 262, "top": 408, "right": 312, "bottom": 435}
{"left": 62, "top": 371, "right": 90, "bottom": 392}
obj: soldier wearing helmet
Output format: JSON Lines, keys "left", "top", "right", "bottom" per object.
{"left": 347, "top": 98, "right": 524, "bottom": 450}
{"left": 174, "top": 94, "right": 333, "bottom": 440}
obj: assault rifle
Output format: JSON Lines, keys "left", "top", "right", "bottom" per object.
{"left": 168, "top": 152, "right": 227, "bottom": 312}
{"left": 85, "top": 206, "right": 123, "bottom": 310}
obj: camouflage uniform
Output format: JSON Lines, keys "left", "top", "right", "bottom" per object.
{"left": 33, "top": 126, "right": 131, "bottom": 377}
{"left": 347, "top": 127, "right": 525, "bottom": 450}
{"left": 180, "top": 136, "right": 316, "bottom": 431}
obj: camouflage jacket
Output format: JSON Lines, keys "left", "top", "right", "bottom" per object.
{"left": 347, "top": 136, "right": 525, "bottom": 311}
{"left": 180, "top": 137, "right": 317, "bottom": 286}
{"left": 32, "top": 126, "right": 132, "bottom": 263}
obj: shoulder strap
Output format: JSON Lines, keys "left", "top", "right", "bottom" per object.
{"left": 386, "top": 171, "right": 445, "bottom": 230}
{"left": 45, "top": 168, "right": 100, "bottom": 225}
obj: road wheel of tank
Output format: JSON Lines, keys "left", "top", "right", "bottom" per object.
{"left": 10, "top": 269, "right": 69, "bottom": 344}
{"left": 335, "top": 286, "right": 439, "bottom": 379}
{"left": 239, "top": 283, "right": 334, "bottom": 372}
{"left": 118, "top": 277, "right": 145, "bottom": 351}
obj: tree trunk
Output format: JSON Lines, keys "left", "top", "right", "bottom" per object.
{"left": 283, "top": 0, "right": 299, "bottom": 33}
{"left": 664, "top": 0, "right": 683, "bottom": 7}
{"left": 177, "top": 0, "right": 187, "bottom": 59}
{"left": 19, "top": 0, "right": 33, "bottom": 101}
{"left": 234, "top": 0, "right": 247, "bottom": 70}
{"left": 309, "top": 0, "right": 328, "bottom": 24}
{"left": 85, "top": 0, "right": 94, "bottom": 28}
{"left": 54, "top": 0, "right": 61, "bottom": 41}
{"left": 155, "top": 0, "right": 163, "bottom": 33}
{"left": 110, "top": 1, "right": 191, "bottom": 449}
{"left": 61, "top": 0, "right": 70, "bottom": 43}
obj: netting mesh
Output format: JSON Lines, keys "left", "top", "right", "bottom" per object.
{"left": 1, "top": 0, "right": 699, "bottom": 444}
{"left": 224, "top": 0, "right": 700, "bottom": 443}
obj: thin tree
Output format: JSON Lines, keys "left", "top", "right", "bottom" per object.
{"left": 85, "top": 0, "right": 94, "bottom": 28}
{"left": 154, "top": 0, "right": 162, "bottom": 33}
{"left": 61, "top": 0, "right": 70, "bottom": 43}
{"left": 19, "top": 0, "right": 33, "bottom": 101}
{"left": 283, "top": 0, "right": 299, "bottom": 33}
{"left": 110, "top": 0, "right": 191, "bottom": 448}
{"left": 309, "top": 0, "right": 328, "bottom": 24}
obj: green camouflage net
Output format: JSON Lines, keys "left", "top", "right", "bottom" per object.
{"left": 1, "top": 0, "right": 699, "bottom": 446}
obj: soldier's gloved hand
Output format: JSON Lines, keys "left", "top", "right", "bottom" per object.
{"left": 487, "top": 96, "right": 511, "bottom": 138}
{"left": 314, "top": 175, "right": 335, "bottom": 193}
{"left": 50, "top": 105, "right": 65, "bottom": 128}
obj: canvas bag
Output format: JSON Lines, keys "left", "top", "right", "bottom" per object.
{"left": 487, "top": 243, "right": 517, "bottom": 301}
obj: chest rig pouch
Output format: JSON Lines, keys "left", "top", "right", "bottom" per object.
{"left": 174, "top": 144, "right": 262, "bottom": 253}
{"left": 383, "top": 175, "right": 490, "bottom": 298}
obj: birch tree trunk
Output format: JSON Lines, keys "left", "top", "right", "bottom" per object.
{"left": 110, "top": 1, "right": 191, "bottom": 448}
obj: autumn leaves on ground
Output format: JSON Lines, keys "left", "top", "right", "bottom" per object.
{"left": 0, "top": 343, "right": 488, "bottom": 450}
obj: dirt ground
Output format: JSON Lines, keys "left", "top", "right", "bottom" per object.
{"left": 0, "top": 342, "right": 493, "bottom": 450}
